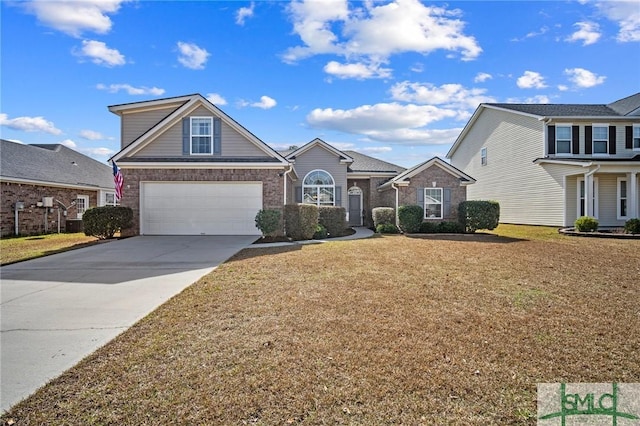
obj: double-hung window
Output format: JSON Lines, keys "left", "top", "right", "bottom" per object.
{"left": 191, "top": 117, "right": 213, "bottom": 154}
{"left": 617, "top": 178, "right": 628, "bottom": 219}
{"left": 480, "top": 147, "right": 487, "bottom": 166}
{"left": 76, "top": 195, "right": 89, "bottom": 219}
{"left": 303, "top": 170, "right": 335, "bottom": 206}
{"left": 556, "top": 126, "right": 572, "bottom": 154}
{"left": 592, "top": 125, "right": 608, "bottom": 154}
{"left": 424, "top": 188, "right": 443, "bottom": 219}
{"left": 105, "top": 192, "right": 117, "bottom": 206}
{"left": 634, "top": 125, "right": 640, "bottom": 150}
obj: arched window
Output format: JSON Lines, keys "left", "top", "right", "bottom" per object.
{"left": 303, "top": 170, "right": 335, "bottom": 206}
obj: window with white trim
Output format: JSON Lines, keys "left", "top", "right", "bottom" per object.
{"left": 634, "top": 125, "right": 640, "bottom": 150}
{"left": 577, "top": 177, "right": 599, "bottom": 219}
{"left": 424, "top": 188, "right": 443, "bottom": 219}
{"left": 480, "top": 147, "right": 487, "bottom": 166}
{"left": 617, "top": 178, "right": 628, "bottom": 219}
{"left": 303, "top": 170, "right": 335, "bottom": 206}
{"left": 556, "top": 125, "right": 572, "bottom": 154}
{"left": 76, "top": 195, "right": 89, "bottom": 219}
{"left": 592, "top": 125, "right": 608, "bottom": 154}
{"left": 105, "top": 192, "right": 117, "bottom": 206}
{"left": 190, "top": 117, "right": 213, "bottom": 154}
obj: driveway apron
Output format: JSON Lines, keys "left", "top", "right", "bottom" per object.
{"left": 0, "top": 235, "right": 256, "bottom": 412}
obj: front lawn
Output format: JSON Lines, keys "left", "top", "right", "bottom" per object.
{"left": 0, "top": 233, "right": 98, "bottom": 266}
{"left": 2, "top": 227, "right": 639, "bottom": 424}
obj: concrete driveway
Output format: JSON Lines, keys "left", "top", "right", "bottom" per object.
{"left": 0, "top": 235, "right": 256, "bottom": 412}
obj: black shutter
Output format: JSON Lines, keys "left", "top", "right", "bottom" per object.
{"left": 572, "top": 125, "right": 580, "bottom": 154}
{"left": 182, "top": 117, "right": 190, "bottom": 155}
{"left": 626, "top": 126, "right": 633, "bottom": 150}
{"left": 609, "top": 126, "right": 616, "bottom": 155}
{"left": 585, "top": 126, "right": 592, "bottom": 154}
{"left": 547, "top": 125, "right": 556, "bottom": 155}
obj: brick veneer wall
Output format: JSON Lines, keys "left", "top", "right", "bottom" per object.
{"left": 120, "top": 168, "right": 285, "bottom": 236}
{"left": 1, "top": 182, "right": 98, "bottom": 236}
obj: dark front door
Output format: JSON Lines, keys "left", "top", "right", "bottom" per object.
{"left": 348, "top": 194, "right": 361, "bottom": 226}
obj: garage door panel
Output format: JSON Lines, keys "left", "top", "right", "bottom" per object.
{"left": 141, "top": 182, "right": 263, "bottom": 235}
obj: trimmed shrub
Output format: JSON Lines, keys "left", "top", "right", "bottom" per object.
{"left": 376, "top": 223, "right": 400, "bottom": 234}
{"left": 254, "top": 209, "right": 281, "bottom": 236}
{"left": 318, "top": 206, "right": 347, "bottom": 237}
{"left": 624, "top": 218, "right": 640, "bottom": 234}
{"left": 398, "top": 204, "right": 424, "bottom": 234}
{"left": 83, "top": 206, "right": 133, "bottom": 240}
{"left": 284, "top": 204, "right": 318, "bottom": 240}
{"left": 372, "top": 207, "right": 395, "bottom": 228}
{"left": 313, "top": 224, "right": 328, "bottom": 239}
{"left": 418, "top": 221, "right": 437, "bottom": 233}
{"left": 458, "top": 200, "right": 500, "bottom": 233}
{"left": 437, "top": 221, "right": 464, "bottom": 233}
{"left": 574, "top": 216, "right": 598, "bottom": 232}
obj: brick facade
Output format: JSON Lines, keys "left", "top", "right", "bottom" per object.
{"left": 120, "top": 168, "right": 285, "bottom": 236}
{"left": 1, "top": 182, "right": 98, "bottom": 236}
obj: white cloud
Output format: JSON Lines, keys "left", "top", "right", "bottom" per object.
{"left": 23, "top": 0, "right": 127, "bottom": 37}
{"left": 283, "top": 0, "right": 481, "bottom": 78}
{"left": 389, "top": 81, "right": 496, "bottom": 113}
{"left": 358, "top": 146, "right": 392, "bottom": 153}
{"left": 0, "top": 113, "right": 62, "bottom": 135}
{"left": 75, "top": 40, "right": 125, "bottom": 66}
{"left": 96, "top": 83, "right": 165, "bottom": 96}
{"left": 79, "top": 129, "right": 105, "bottom": 140}
{"left": 206, "top": 93, "right": 227, "bottom": 105}
{"left": 516, "top": 71, "right": 547, "bottom": 89}
{"left": 61, "top": 139, "right": 77, "bottom": 148}
{"left": 565, "top": 21, "right": 601, "bottom": 46}
{"left": 595, "top": 1, "right": 640, "bottom": 42}
{"left": 564, "top": 67, "right": 606, "bottom": 88}
{"left": 511, "top": 26, "right": 549, "bottom": 42}
{"left": 505, "top": 95, "right": 551, "bottom": 104}
{"left": 81, "top": 147, "right": 115, "bottom": 156}
{"left": 558, "top": 84, "right": 569, "bottom": 91}
{"left": 324, "top": 60, "right": 392, "bottom": 79}
{"left": 236, "top": 2, "right": 255, "bottom": 25}
{"left": 177, "top": 42, "right": 210, "bottom": 70}
{"left": 474, "top": 72, "right": 493, "bottom": 83}
{"left": 252, "top": 96, "right": 277, "bottom": 109}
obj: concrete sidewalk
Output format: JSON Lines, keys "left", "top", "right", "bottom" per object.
{"left": 0, "top": 235, "right": 256, "bottom": 412}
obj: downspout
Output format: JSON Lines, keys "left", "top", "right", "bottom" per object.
{"left": 391, "top": 182, "right": 399, "bottom": 228}
{"left": 282, "top": 164, "right": 293, "bottom": 205}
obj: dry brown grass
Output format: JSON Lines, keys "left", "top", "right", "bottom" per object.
{"left": 2, "top": 230, "right": 639, "bottom": 425}
{"left": 0, "top": 233, "right": 98, "bottom": 265}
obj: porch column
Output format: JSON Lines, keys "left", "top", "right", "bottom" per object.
{"left": 630, "top": 171, "right": 638, "bottom": 218}
{"left": 585, "top": 173, "right": 594, "bottom": 217}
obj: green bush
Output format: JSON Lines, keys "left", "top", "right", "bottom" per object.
{"left": 418, "top": 221, "right": 437, "bottom": 233}
{"left": 398, "top": 205, "right": 424, "bottom": 234}
{"left": 458, "top": 200, "right": 500, "bottom": 233}
{"left": 376, "top": 223, "right": 400, "bottom": 234}
{"left": 372, "top": 207, "right": 395, "bottom": 228}
{"left": 624, "top": 218, "right": 640, "bottom": 234}
{"left": 284, "top": 204, "right": 318, "bottom": 240}
{"left": 83, "top": 206, "right": 133, "bottom": 240}
{"left": 254, "top": 209, "right": 281, "bottom": 236}
{"left": 313, "top": 224, "right": 328, "bottom": 239}
{"left": 437, "top": 221, "right": 464, "bottom": 233}
{"left": 318, "top": 206, "right": 347, "bottom": 237}
{"left": 574, "top": 216, "right": 598, "bottom": 232}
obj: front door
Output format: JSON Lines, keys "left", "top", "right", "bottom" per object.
{"left": 348, "top": 186, "right": 362, "bottom": 226}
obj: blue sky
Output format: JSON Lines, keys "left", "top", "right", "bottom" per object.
{"left": 1, "top": 0, "right": 639, "bottom": 168}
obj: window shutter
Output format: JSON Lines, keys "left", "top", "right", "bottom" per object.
{"left": 443, "top": 189, "right": 452, "bottom": 218}
{"left": 182, "top": 117, "right": 190, "bottom": 155}
{"left": 609, "top": 126, "right": 616, "bottom": 155}
{"left": 335, "top": 186, "right": 342, "bottom": 207}
{"left": 295, "top": 186, "right": 302, "bottom": 203}
{"left": 585, "top": 126, "right": 592, "bottom": 154}
{"left": 213, "top": 117, "right": 222, "bottom": 155}
{"left": 417, "top": 188, "right": 424, "bottom": 207}
{"left": 626, "top": 126, "right": 633, "bottom": 150}
{"left": 547, "top": 125, "right": 556, "bottom": 155}
{"left": 572, "top": 125, "right": 580, "bottom": 154}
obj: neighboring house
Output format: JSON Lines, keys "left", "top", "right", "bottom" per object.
{"left": 0, "top": 139, "right": 116, "bottom": 236}
{"left": 447, "top": 93, "right": 640, "bottom": 227}
{"left": 109, "top": 93, "right": 475, "bottom": 236}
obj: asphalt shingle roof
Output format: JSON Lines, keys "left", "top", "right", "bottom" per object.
{"left": 343, "top": 150, "right": 405, "bottom": 173}
{"left": 0, "top": 140, "right": 113, "bottom": 189}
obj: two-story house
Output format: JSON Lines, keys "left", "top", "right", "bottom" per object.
{"left": 447, "top": 93, "right": 640, "bottom": 228}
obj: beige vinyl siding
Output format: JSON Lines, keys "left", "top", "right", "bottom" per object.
{"left": 451, "top": 108, "right": 576, "bottom": 226}
{"left": 597, "top": 173, "right": 627, "bottom": 227}
{"left": 121, "top": 105, "right": 182, "bottom": 148}
{"left": 293, "top": 146, "right": 348, "bottom": 207}
{"left": 134, "top": 107, "right": 267, "bottom": 158}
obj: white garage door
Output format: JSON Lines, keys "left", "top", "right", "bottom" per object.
{"left": 141, "top": 182, "right": 263, "bottom": 235}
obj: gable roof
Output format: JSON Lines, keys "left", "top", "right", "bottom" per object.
{"left": 285, "top": 138, "right": 353, "bottom": 163}
{"left": 379, "top": 156, "right": 475, "bottom": 191}
{"left": 0, "top": 139, "right": 113, "bottom": 190}
{"left": 109, "top": 94, "right": 288, "bottom": 165}
{"left": 342, "top": 150, "right": 405, "bottom": 175}
{"left": 447, "top": 92, "right": 640, "bottom": 158}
